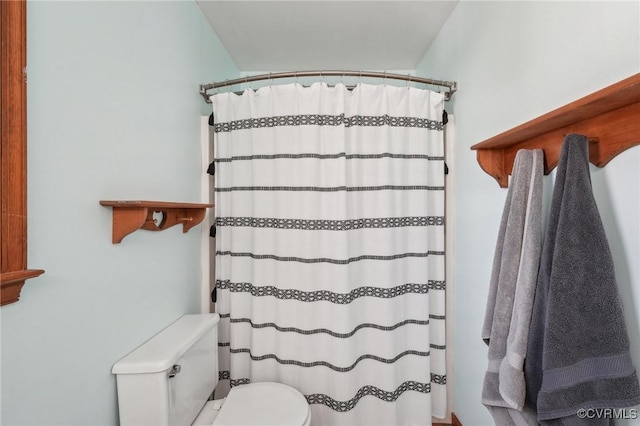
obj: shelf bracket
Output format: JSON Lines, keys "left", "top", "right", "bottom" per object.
{"left": 100, "top": 201, "right": 213, "bottom": 244}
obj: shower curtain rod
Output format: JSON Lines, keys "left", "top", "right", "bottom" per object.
{"left": 199, "top": 70, "right": 457, "bottom": 103}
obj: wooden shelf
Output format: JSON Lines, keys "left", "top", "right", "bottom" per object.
{"left": 1, "top": 0, "right": 44, "bottom": 307}
{"left": 470, "top": 73, "right": 640, "bottom": 187}
{"left": 100, "top": 201, "right": 213, "bottom": 244}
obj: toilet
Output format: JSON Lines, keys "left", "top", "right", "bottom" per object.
{"left": 112, "top": 314, "right": 312, "bottom": 426}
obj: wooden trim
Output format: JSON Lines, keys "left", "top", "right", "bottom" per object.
{"left": 0, "top": 0, "right": 44, "bottom": 306}
{"left": 432, "top": 412, "right": 462, "bottom": 426}
{"left": 470, "top": 73, "right": 640, "bottom": 187}
{"left": 0, "top": 269, "right": 45, "bottom": 306}
{"left": 452, "top": 412, "right": 462, "bottom": 426}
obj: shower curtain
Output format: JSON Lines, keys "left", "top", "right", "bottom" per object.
{"left": 211, "top": 82, "right": 447, "bottom": 425}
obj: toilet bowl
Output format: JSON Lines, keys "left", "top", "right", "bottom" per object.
{"left": 112, "top": 314, "right": 311, "bottom": 426}
{"left": 194, "top": 382, "right": 311, "bottom": 426}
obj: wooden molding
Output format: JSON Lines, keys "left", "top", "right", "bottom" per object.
{"left": 451, "top": 413, "right": 462, "bottom": 426}
{"left": 1, "top": 0, "right": 44, "bottom": 306}
{"left": 100, "top": 201, "right": 213, "bottom": 243}
{"left": 471, "top": 73, "right": 640, "bottom": 187}
{"left": 0, "top": 269, "right": 45, "bottom": 306}
{"left": 432, "top": 412, "right": 462, "bottom": 426}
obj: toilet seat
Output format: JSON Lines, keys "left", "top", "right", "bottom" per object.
{"left": 211, "top": 382, "right": 311, "bottom": 426}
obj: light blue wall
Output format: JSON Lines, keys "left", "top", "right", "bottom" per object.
{"left": 417, "top": 1, "right": 640, "bottom": 425}
{"left": 0, "top": 2, "right": 238, "bottom": 425}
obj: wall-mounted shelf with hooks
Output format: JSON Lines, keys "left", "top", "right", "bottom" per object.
{"left": 100, "top": 200, "right": 213, "bottom": 244}
{"left": 470, "top": 73, "right": 640, "bottom": 187}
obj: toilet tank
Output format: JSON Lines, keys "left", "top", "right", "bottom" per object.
{"left": 112, "top": 314, "right": 220, "bottom": 426}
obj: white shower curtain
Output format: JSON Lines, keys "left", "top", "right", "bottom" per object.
{"left": 212, "top": 82, "right": 447, "bottom": 425}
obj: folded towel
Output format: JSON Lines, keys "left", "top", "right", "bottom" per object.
{"left": 482, "top": 149, "right": 544, "bottom": 425}
{"left": 524, "top": 134, "right": 640, "bottom": 424}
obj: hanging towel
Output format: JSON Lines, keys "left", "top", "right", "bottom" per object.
{"left": 482, "top": 149, "right": 543, "bottom": 425}
{"left": 525, "top": 134, "right": 640, "bottom": 424}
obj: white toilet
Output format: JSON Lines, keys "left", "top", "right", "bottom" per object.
{"left": 112, "top": 314, "right": 312, "bottom": 426}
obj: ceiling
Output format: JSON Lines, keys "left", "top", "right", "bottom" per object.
{"left": 196, "top": 1, "right": 458, "bottom": 72}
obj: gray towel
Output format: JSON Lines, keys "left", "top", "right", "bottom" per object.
{"left": 524, "top": 134, "right": 640, "bottom": 424}
{"left": 482, "top": 149, "right": 544, "bottom": 425}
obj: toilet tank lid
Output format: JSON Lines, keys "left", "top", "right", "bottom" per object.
{"left": 112, "top": 314, "right": 220, "bottom": 375}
